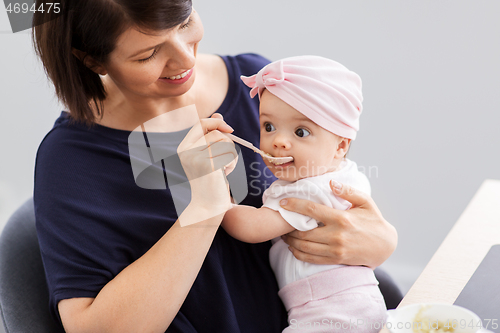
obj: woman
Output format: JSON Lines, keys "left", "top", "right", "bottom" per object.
{"left": 32, "top": 1, "right": 398, "bottom": 332}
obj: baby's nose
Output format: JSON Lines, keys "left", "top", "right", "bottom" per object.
{"left": 273, "top": 134, "right": 291, "bottom": 150}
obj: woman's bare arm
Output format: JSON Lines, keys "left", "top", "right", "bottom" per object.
{"left": 59, "top": 117, "right": 237, "bottom": 333}
{"left": 59, "top": 206, "right": 223, "bottom": 333}
{"left": 222, "top": 205, "right": 294, "bottom": 243}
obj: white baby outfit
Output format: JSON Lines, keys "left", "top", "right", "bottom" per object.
{"left": 263, "top": 159, "right": 387, "bottom": 332}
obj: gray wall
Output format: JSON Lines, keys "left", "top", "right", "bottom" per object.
{"left": 1, "top": 1, "right": 499, "bottom": 317}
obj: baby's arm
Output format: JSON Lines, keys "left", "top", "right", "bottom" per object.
{"left": 222, "top": 205, "right": 294, "bottom": 243}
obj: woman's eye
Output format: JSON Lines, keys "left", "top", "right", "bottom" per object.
{"left": 295, "top": 128, "right": 310, "bottom": 137}
{"left": 138, "top": 48, "right": 158, "bottom": 63}
{"left": 180, "top": 17, "right": 192, "bottom": 30}
{"left": 264, "top": 123, "right": 276, "bottom": 132}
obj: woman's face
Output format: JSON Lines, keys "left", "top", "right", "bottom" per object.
{"left": 102, "top": 8, "right": 204, "bottom": 99}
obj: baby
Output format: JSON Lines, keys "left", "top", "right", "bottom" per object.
{"left": 222, "top": 56, "right": 387, "bottom": 332}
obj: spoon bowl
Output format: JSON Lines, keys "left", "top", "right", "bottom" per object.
{"left": 225, "top": 133, "right": 293, "bottom": 165}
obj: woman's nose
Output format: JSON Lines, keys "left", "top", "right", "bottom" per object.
{"left": 273, "top": 134, "right": 291, "bottom": 150}
{"left": 166, "top": 38, "right": 196, "bottom": 70}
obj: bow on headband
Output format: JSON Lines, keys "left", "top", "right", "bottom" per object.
{"left": 241, "top": 61, "right": 285, "bottom": 99}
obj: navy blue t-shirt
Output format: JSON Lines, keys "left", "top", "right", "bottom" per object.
{"left": 34, "top": 54, "right": 287, "bottom": 332}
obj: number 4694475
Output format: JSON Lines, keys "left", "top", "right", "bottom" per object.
{"left": 6, "top": 3, "right": 61, "bottom": 14}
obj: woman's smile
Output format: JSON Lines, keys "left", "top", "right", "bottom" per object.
{"left": 158, "top": 68, "right": 194, "bottom": 84}
{"left": 161, "top": 68, "right": 192, "bottom": 80}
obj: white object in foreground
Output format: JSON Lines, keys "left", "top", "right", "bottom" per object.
{"left": 386, "top": 303, "right": 494, "bottom": 333}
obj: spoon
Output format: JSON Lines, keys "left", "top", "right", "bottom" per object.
{"left": 225, "top": 133, "right": 293, "bottom": 165}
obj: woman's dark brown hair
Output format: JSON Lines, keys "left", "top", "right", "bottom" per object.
{"left": 32, "top": 0, "right": 192, "bottom": 125}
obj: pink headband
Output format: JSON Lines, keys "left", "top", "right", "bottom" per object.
{"left": 240, "top": 55, "right": 363, "bottom": 140}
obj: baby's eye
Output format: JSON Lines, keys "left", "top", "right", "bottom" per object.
{"left": 264, "top": 122, "right": 276, "bottom": 132}
{"left": 295, "top": 128, "right": 310, "bottom": 137}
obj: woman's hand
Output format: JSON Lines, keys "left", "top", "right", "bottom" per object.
{"left": 209, "top": 113, "right": 238, "bottom": 176}
{"left": 280, "top": 180, "right": 397, "bottom": 268}
{"left": 177, "top": 113, "right": 237, "bottom": 215}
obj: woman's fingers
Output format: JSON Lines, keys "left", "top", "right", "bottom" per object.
{"left": 282, "top": 224, "right": 348, "bottom": 262}
{"left": 283, "top": 226, "right": 354, "bottom": 265}
{"left": 279, "top": 180, "right": 378, "bottom": 228}
{"left": 181, "top": 128, "right": 237, "bottom": 177}
{"left": 174, "top": 113, "right": 236, "bottom": 215}
{"left": 205, "top": 114, "right": 238, "bottom": 174}
{"left": 181, "top": 117, "right": 234, "bottom": 148}
{"left": 208, "top": 142, "right": 238, "bottom": 171}
{"left": 281, "top": 179, "right": 396, "bottom": 267}
{"left": 284, "top": 240, "right": 341, "bottom": 265}
{"left": 203, "top": 130, "right": 237, "bottom": 168}
{"left": 210, "top": 113, "right": 224, "bottom": 120}
{"left": 287, "top": 248, "right": 332, "bottom": 265}
{"left": 205, "top": 113, "right": 233, "bottom": 133}
{"left": 279, "top": 197, "right": 348, "bottom": 227}
{"left": 284, "top": 227, "right": 330, "bottom": 244}
{"left": 202, "top": 129, "right": 233, "bottom": 147}
{"left": 330, "top": 180, "right": 376, "bottom": 211}
{"left": 223, "top": 154, "right": 238, "bottom": 176}
{"left": 184, "top": 113, "right": 232, "bottom": 150}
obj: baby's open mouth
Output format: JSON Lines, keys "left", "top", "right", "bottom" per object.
{"left": 263, "top": 152, "right": 294, "bottom": 165}
{"left": 273, "top": 159, "right": 293, "bottom": 166}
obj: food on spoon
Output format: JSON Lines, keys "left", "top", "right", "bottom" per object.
{"left": 262, "top": 152, "right": 292, "bottom": 165}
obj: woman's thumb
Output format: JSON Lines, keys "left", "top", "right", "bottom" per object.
{"left": 330, "top": 180, "right": 368, "bottom": 208}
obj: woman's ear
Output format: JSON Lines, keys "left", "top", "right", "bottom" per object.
{"left": 72, "top": 48, "right": 108, "bottom": 76}
{"left": 335, "top": 137, "right": 351, "bottom": 158}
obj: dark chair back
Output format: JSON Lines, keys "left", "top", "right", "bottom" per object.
{"left": 0, "top": 198, "right": 64, "bottom": 333}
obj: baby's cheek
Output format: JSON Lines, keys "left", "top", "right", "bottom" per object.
{"left": 259, "top": 135, "right": 269, "bottom": 148}
{"left": 299, "top": 159, "right": 319, "bottom": 177}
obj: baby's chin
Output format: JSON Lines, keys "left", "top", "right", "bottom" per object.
{"left": 268, "top": 163, "right": 337, "bottom": 182}
{"left": 274, "top": 174, "right": 300, "bottom": 182}
{"left": 270, "top": 167, "right": 316, "bottom": 182}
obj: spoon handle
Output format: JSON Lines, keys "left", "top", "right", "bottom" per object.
{"left": 225, "top": 133, "right": 293, "bottom": 164}
{"left": 225, "top": 133, "right": 260, "bottom": 153}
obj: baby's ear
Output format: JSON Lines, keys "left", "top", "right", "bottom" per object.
{"left": 335, "top": 138, "right": 352, "bottom": 158}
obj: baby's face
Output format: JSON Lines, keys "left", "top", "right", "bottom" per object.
{"left": 259, "top": 90, "right": 348, "bottom": 182}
